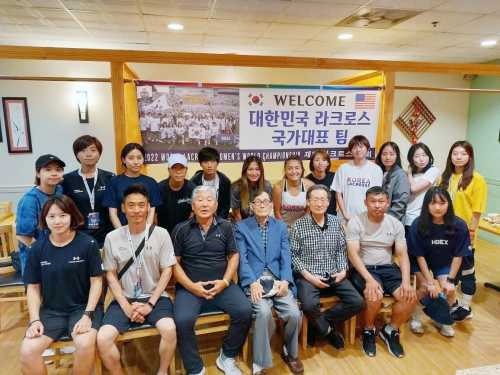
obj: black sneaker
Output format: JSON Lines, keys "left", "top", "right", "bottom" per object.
{"left": 379, "top": 324, "right": 404, "bottom": 358}
{"left": 452, "top": 306, "right": 473, "bottom": 322}
{"left": 450, "top": 300, "right": 459, "bottom": 313}
{"left": 306, "top": 322, "right": 317, "bottom": 348}
{"left": 326, "top": 329, "right": 345, "bottom": 350}
{"left": 362, "top": 328, "right": 376, "bottom": 357}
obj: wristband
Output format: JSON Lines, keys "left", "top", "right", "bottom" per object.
{"left": 29, "top": 319, "right": 41, "bottom": 327}
{"left": 446, "top": 277, "right": 455, "bottom": 283}
{"left": 223, "top": 278, "right": 229, "bottom": 287}
{"left": 427, "top": 282, "right": 435, "bottom": 286}
{"left": 147, "top": 301, "right": 155, "bottom": 309}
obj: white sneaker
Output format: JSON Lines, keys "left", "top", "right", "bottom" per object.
{"left": 43, "top": 348, "right": 54, "bottom": 364}
{"left": 189, "top": 367, "right": 205, "bottom": 375}
{"left": 216, "top": 350, "right": 242, "bottom": 375}
{"left": 60, "top": 345, "right": 76, "bottom": 354}
{"left": 434, "top": 322, "right": 454, "bottom": 337}
{"left": 409, "top": 313, "right": 424, "bottom": 334}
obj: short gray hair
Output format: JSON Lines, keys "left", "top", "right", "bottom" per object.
{"left": 306, "top": 184, "right": 331, "bottom": 200}
{"left": 191, "top": 185, "right": 217, "bottom": 201}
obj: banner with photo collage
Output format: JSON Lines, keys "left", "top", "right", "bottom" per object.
{"left": 135, "top": 81, "right": 381, "bottom": 164}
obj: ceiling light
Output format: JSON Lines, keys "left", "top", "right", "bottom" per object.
{"left": 338, "top": 34, "right": 353, "bottom": 40}
{"left": 168, "top": 24, "right": 184, "bottom": 30}
{"left": 481, "top": 40, "right": 497, "bottom": 46}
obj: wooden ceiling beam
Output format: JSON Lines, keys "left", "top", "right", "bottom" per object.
{"left": 1, "top": 45, "right": 500, "bottom": 76}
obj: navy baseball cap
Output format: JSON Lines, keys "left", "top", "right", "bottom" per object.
{"left": 35, "top": 154, "right": 66, "bottom": 169}
{"left": 420, "top": 294, "right": 455, "bottom": 325}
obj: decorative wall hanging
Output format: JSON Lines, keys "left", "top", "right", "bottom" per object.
{"left": 2, "top": 97, "right": 33, "bottom": 153}
{"left": 394, "top": 96, "right": 435, "bottom": 144}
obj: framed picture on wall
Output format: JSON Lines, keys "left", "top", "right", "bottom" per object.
{"left": 2, "top": 97, "right": 32, "bottom": 153}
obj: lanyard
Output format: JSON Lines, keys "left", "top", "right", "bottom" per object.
{"left": 448, "top": 174, "right": 462, "bottom": 202}
{"left": 78, "top": 168, "right": 98, "bottom": 211}
{"left": 125, "top": 224, "right": 150, "bottom": 276}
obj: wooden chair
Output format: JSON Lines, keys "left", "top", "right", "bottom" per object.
{"left": 241, "top": 306, "right": 282, "bottom": 361}
{"left": 0, "top": 224, "right": 26, "bottom": 332}
{"left": 0, "top": 201, "right": 12, "bottom": 214}
{"left": 300, "top": 296, "right": 356, "bottom": 350}
{"left": 46, "top": 336, "right": 103, "bottom": 375}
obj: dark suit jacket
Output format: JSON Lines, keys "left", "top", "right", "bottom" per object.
{"left": 235, "top": 216, "right": 296, "bottom": 297}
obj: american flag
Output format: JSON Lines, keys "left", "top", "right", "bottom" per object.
{"left": 355, "top": 93, "right": 376, "bottom": 109}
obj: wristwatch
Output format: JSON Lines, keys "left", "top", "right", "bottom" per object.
{"left": 83, "top": 310, "right": 95, "bottom": 320}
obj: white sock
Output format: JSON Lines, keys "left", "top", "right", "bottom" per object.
{"left": 461, "top": 294, "right": 473, "bottom": 310}
{"left": 385, "top": 324, "right": 398, "bottom": 335}
{"left": 252, "top": 363, "right": 264, "bottom": 374}
{"left": 283, "top": 345, "right": 289, "bottom": 356}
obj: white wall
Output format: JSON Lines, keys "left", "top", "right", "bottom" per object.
{"left": 0, "top": 60, "right": 116, "bottom": 210}
{"left": 0, "top": 59, "right": 470, "bottom": 211}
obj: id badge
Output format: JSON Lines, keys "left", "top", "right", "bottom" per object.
{"left": 88, "top": 212, "right": 99, "bottom": 229}
{"left": 134, "top": 276, "right": 143, "bottom": 298}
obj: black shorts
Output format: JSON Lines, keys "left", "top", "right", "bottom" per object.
{"left": 101, "top": 296, "right": 173, "bottom": 335}
{"left": 350, "top": 263, "right": 402, "bottom": 296}
{"left": 40, "top": 304, "right": 103, "bottom": 341}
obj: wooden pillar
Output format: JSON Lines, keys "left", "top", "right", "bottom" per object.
{"left": 110, "top": 62, "right": 127, "bottom": 173}
{"left": 378, "top": 71, "right": 396, "bottom": 148}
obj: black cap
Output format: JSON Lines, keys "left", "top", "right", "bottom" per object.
{"left": 35, "top": 154, "right": 66, "bottom": 169}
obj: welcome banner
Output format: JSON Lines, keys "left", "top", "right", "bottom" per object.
{"left": 135, "top": 81, "right": 381, "bottom": 164}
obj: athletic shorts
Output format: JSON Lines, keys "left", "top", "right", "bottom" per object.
{"left": 350, "top": 263, "right": 402, "bottom": 296}
{"left": 411, "top": 263, "right": 451, "bottom": 278}
{"left": 101, "top": 296, "right": 173, "bottom": 335}
{"left": 39, "top": 304, "right": 103, "bottom": 341}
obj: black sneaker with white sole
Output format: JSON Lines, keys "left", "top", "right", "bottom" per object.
{"left": 326, "top": 329, "right": 345, "bottom": 350}
{"left": 452, "top": 306, "right": 473, "bottom": 322}
{"left": 379, "top": 324, "right": 404, "bottom": 358}
{"left": 362, "top": 328, "right": 376, "bottom": 357}
{"left": 450, "top": 300, "right": 459, "bottom": 313}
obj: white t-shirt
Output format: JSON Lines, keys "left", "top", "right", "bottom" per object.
{"left": 404, "top": 166, "right": 440, "bottom": 227}
{"left": 332, "top": 161, "right": 383, "bottom": 225}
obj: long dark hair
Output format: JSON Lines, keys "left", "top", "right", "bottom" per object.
{"left": 376, "top": 142, "right": 402, "bottom": 188}
{"left": 439, "top": 141, "right": 475, "bottom": 191}
{"left": 120, "top": 143, "right": 145, "bottom": 169}
{"left": 418, "top": 186, "right": 456, "bottom": 237}
{"left": 407, "top": 142, "right": 434, "bottom": 175}
{"left": 231, "top": 155, "right": 266, "bottom": 214}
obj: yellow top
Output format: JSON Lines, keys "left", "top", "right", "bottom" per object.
{"left": 439, "top": 171, "right": 487, "bottom": 247}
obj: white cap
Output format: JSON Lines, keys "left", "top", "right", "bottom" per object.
{"left": 168, "top": 153, "right": 188, "bottom": 168}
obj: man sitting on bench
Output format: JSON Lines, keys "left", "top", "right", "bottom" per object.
{"left": 346, "top": 186, "right": 417, "bottom": 359}
{"left": 171, "top": 185, "right": 253, "bottom": 375}
{"left": 97, "top": 183, "right": 177, "bottom": 375}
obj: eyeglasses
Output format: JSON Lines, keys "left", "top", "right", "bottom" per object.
{"left": 309, "top": 199, "right": 329, "bottom": 205}
{"left": 251, "top": 200, "right": 271, "bottom": 206}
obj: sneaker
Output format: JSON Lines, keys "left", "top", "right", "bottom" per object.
{"left": 452, "top": 306, "right": 473, "bottom": 322}
{"left": 434, "top": 322, "right": 455, "bottom": 337}
{"left": 60, "top": 345, "right": 76, "bottom": 354}
{"left": 409, "top": 313, "right": 424, "bottom": 334}
{"left": 379, "top": 324, "right": 404, "bottom": 358}
{"left": 216, "top": 350, "right": 242, "bottom": 375}
{"left": 450, "top": 300, "right": 459, "bottom": 313}
{"left": 362, "top": 328, "right": 376, "bottom": 357}
{"left": 326, "top": 329, "right": 345, "bottom": 351}
{"left": 43, "top": 348, "right": 54, "bottom": 365}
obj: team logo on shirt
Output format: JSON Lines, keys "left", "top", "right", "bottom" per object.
{"left": 431, "top": 240, "right": 448, "bottom": 245}
{"left": 178, "top": 198, "right": 191, "bottom": 204}
{"left": 346, "top": 177, "right": 371, "bottom": 187}
{"left": 73, "top": 189, "right": 84, "bottom": 193}
{"left": 69, "top": 257, "right": 84, "bottom": 264}
{"left": 40, "top": 261, "right": 51, "bottom": 266}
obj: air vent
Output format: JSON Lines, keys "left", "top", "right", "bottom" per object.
{"left": 336, "top": 7, "right": 422, "bottom": 29}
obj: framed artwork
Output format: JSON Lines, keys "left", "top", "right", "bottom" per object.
{"left": 2, "top": 97, "right": 32, "bottom": 153}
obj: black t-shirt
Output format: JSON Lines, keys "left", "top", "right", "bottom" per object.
{"left": 157, "top": 178, "right": 197, "bottom": 234}
{"left": 407, "top": 217, "right": 472, "bottom": 270}
{"left": 23, "top": 232, "right": 104, "bottom": 312}
{"left": 62, "top": 168, "right": 115, "bottom": 246}
{"left": 305, "top": 172, "right": 337, "bottom": 215}
{"left": 171, "top": 217, "right": 238, "bottom": 283}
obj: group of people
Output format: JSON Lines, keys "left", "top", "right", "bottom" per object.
{"left": 15, "top": 133, "right": 486, "bottom": 375}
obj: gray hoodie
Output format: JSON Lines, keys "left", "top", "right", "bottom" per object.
{"left": 383, "top": 165, "right": 410, "bottom": 223}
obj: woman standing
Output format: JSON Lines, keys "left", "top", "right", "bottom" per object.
{"left": 305, "top": 149, "right": 337, "bottom": 215}
{"left": 407, "top": 187, "right": 471, "bottom": 337}
{"left": 405, "top": 143, "right": 440, "bottom": 234}
{"left": 102, "top": 143, "right": 162, "bottom": 228}
{"left": 332, "top": 135, "right": 383, "bottom": 225}
{"left": 20, "top": 195, "right": 103, "bottom": 375}
{"left": 439, "top": 141, "right": 487, "bottom": 322}
{"left": 230, "top": 155, "right": 272, "bottom": 222}
{"left": 375, "top": 142, "right": 410, "bottom": 222}
{"left": 63, "top": 135, "right": 115, "bottom": 247}
{"left": 273, "top": 155, "right": 314, "bottom": 226}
